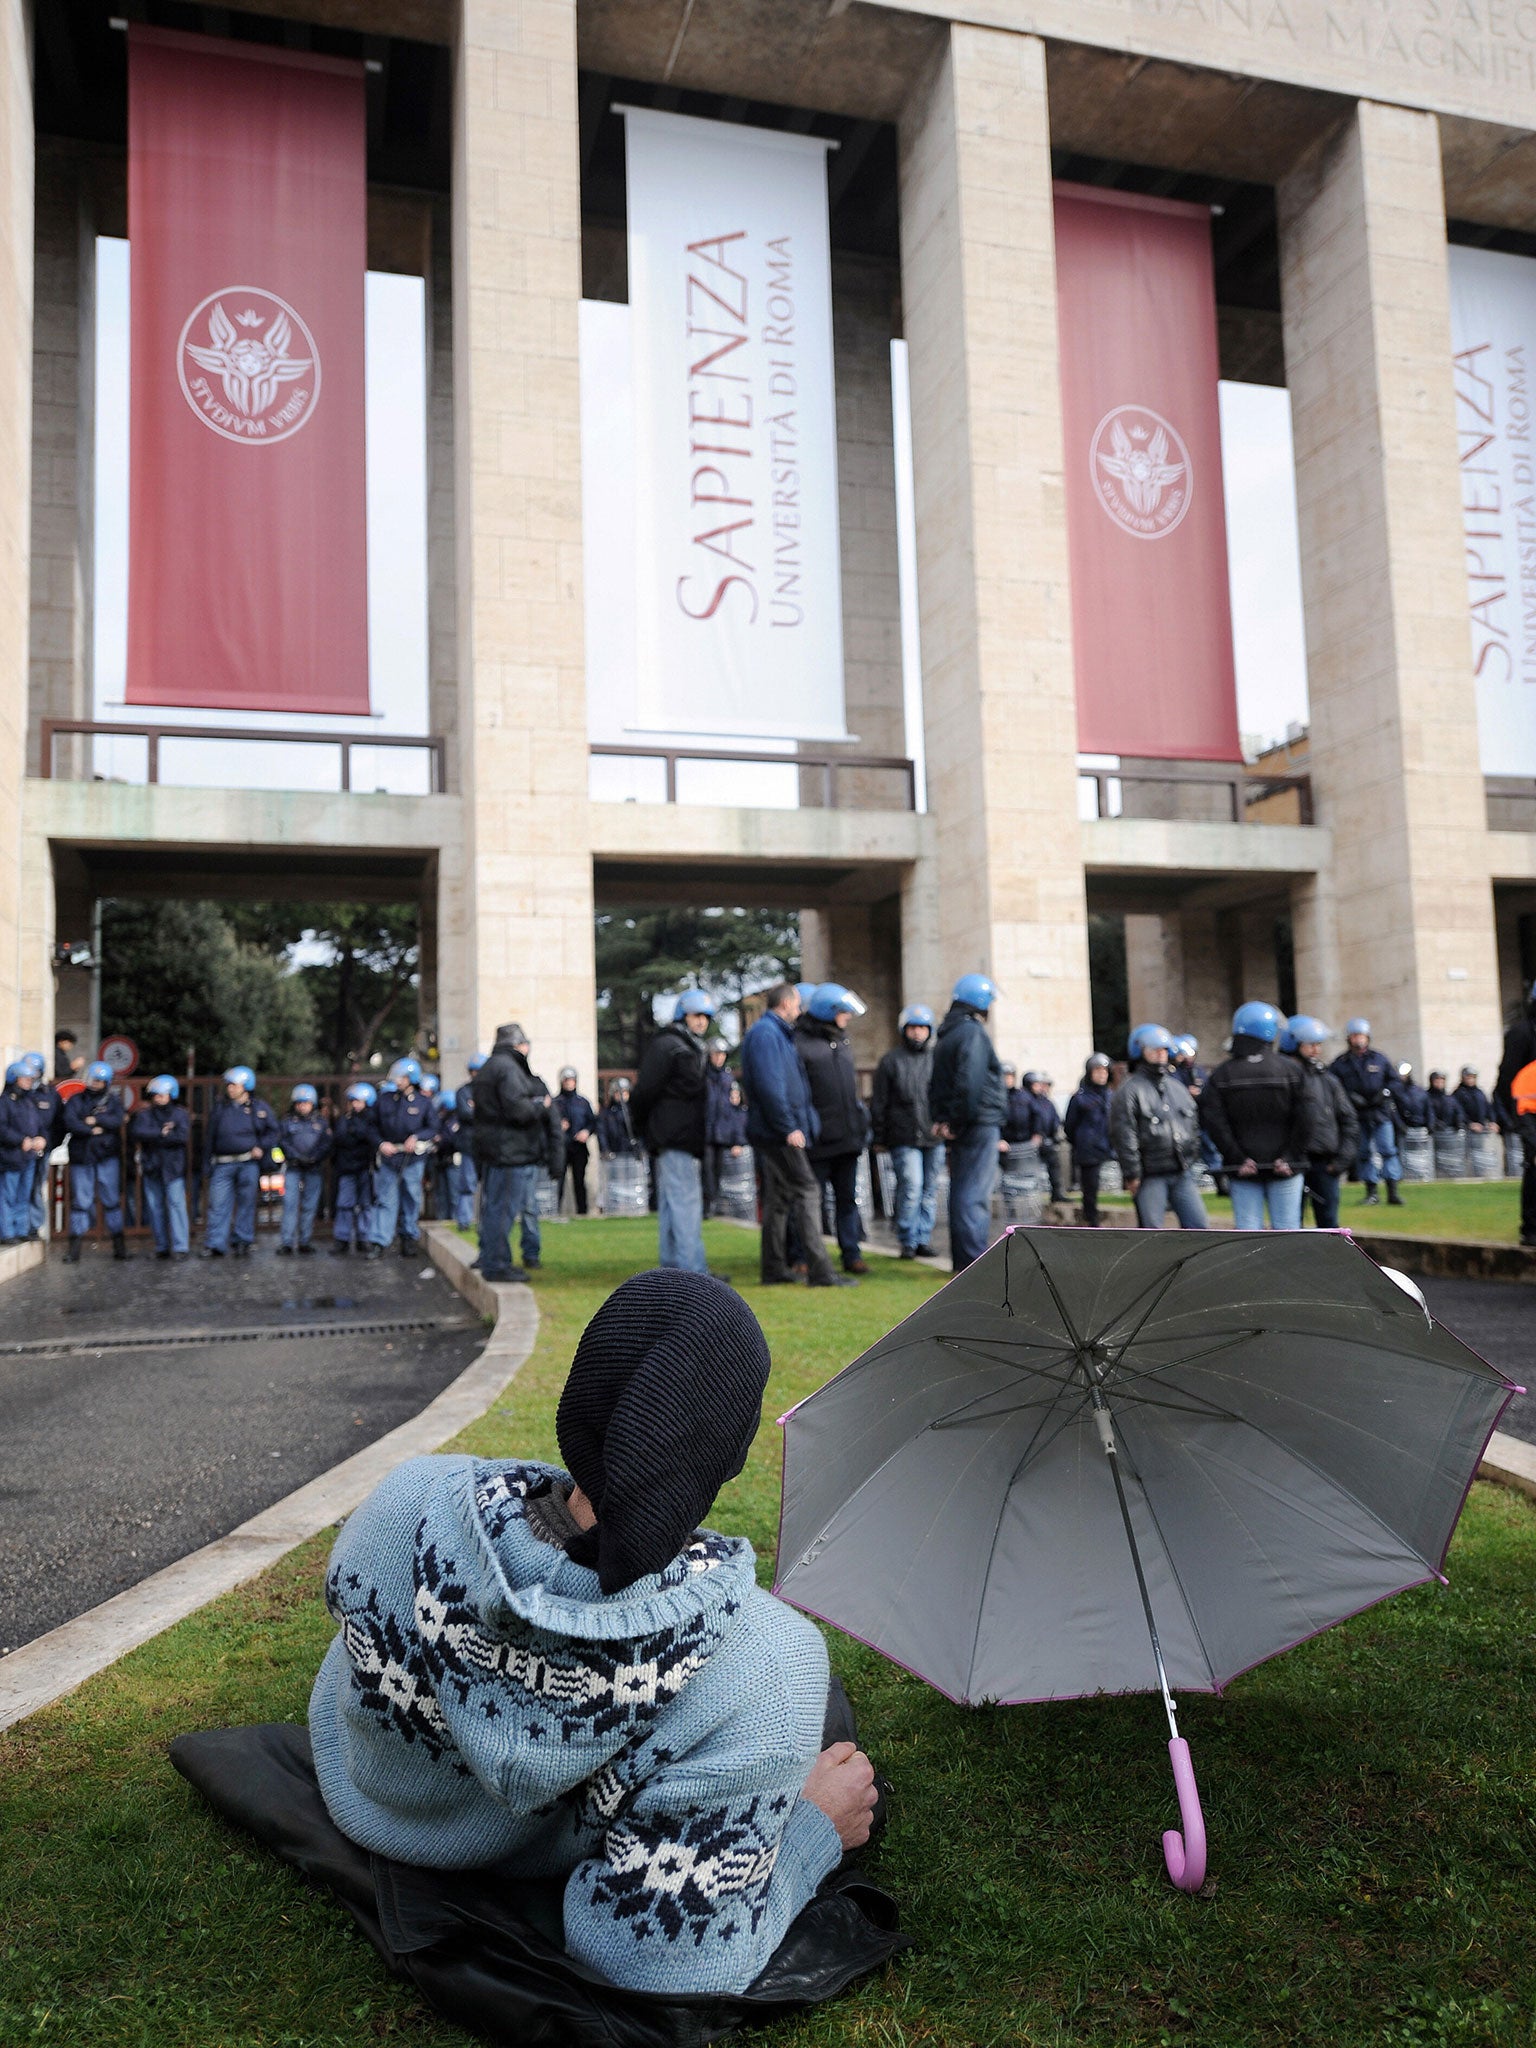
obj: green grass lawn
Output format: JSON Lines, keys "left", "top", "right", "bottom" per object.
{"left": 1103, "top": 1177, "right": 1529, "bottom": 1244}
{"left": 4, "top": 1218, "right": 1535, "bottom": 2047}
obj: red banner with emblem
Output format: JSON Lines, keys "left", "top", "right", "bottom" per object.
{"left": 1054, "top": 185, "right": 1239, "bottom": 762}
{"left": 127, "top": 27, "right": 368, "bottom": 714}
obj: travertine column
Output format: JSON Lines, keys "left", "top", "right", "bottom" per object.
{"left": 452, "top": 0, "right": 595, "bottom": 1083}
{"left": 1279, "top": 102, "right": 1500, "bottom": 1078}
{"left": 0, "top": 0, "right": 34, "bottom": 1057}
{"left": 898, "top": 26, "right": 1091, "bottom": 1080}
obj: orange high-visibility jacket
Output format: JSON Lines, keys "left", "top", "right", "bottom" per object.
{"left": 1512, "top": 1061, "right": 1536, "bottom": 1118}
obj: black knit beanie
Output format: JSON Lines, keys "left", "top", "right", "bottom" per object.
{"left": 556, "top": 1269, "right": 772, "bottom": 1594}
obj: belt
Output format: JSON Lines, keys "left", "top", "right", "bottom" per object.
{"left": 213, "top": 1152, "right": 253, "bottom": 1164}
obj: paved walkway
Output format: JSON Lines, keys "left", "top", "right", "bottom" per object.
{"left": 0, "top": 1239, "right": 484, "bottom": 1654}
{"left": 1417, "top": 1275, "right": 1536, "bottom": 1446}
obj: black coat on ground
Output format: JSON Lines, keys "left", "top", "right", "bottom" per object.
{"left": 870, "top": 1037, "right": 934, "bottom": 1151}
{"left": 930, "top": 1004, "right": 1007, "bottom": 1134}
{"left": 629, "top": 1024, "right": 708, "bottom": 1156}
{"left": 796, "top": 1017, "right": 868, "bottom": 1162}
{"left": 473, "top": 1032, "right": 558, "bottom": 1169}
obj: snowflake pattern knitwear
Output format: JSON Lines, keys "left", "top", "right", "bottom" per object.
{"left": 309, "top": 1454, "right": 841, "bottom": 1996}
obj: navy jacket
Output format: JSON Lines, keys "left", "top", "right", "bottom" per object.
{"left": 1453, "top": 1083, "right": 1495, "bottom": 1126}
{"left": 332, "top": 1110, "right": 379, "bottom": 1175}
{"left": 205, "top": 1095, "right": 278, "bottom": 1168}
{"left": 1425, "top": 1086, "right": 1465, "bottom": 1134}
{"left": 713, "top": 1094, "right": 748, "bottom": 1148}
{"left": 597, "top": 1097, "right": 638, "bottom": 1156}
{"left": 930, "top": 1004, "right": 1007, "bottom": 1135}
{"left": 1391, "top": 1078, "right": 1430, "bottom": 1128}
{"left": 65, "top": 1084, "right": 127, "bottom": 1165}
{"left": 0, "top": 1086, "right": 44, "bottom": 1173}
{"left": 558, "top": 1090, "right": 597, "bottom": 1151}
{"left": 377, "top": 1087, "right": 437, "bottom": 1152}
{"left": 703, "top": 1064, "right": 739, "bottom": 1147}
{"left": 741, "top": 1012, "right": 818, "bottom": 1149}
{"left": 1027, "top": 1091, "right": 1062, "bottom": 1143}
{"left": 1330, "top": 1047, "right": 1397, "bottom": 1121}
{"left": 130, "top": 1102, "right": 190, "bottom": 1181}
{"left": 1002, "top": 1087, "right": 1034, "bottom": 1146}
{"left": 1063, "top": 1081, "right": 1114, "bottom": 1166}
{"left": 278, "top": 1109, "right": 333, "bottom": 1169}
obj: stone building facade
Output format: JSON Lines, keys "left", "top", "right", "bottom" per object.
{"left": 3, "top": 0, "right": 1535, "bottom": 1085}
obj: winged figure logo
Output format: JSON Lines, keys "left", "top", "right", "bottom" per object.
{"left": 186, "top": 301, "right": 312, "bottom": 418}
{"left": 1096, "top": 415, "right": 1185, "bottom": 515}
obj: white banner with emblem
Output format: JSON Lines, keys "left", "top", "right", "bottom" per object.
{"left": 1448, "top": 244, "right": 1536, "bottom": 777}
{"left": 619, "top": 106, "right": 847, "bottom": 742}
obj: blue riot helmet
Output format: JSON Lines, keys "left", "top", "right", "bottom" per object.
{"left": 291, "top": 1083, "right": 318, "bottom": 1106}
{"left": 1231, "top": 1001, "right": 1282, "bottom": 1044}
{"left": 380, "top": 1080, "right": 398, "bottom": 1094}
{"left": 1345, "top": 1017, "right": 1371, "bottom": 1040}
{"left": 1279, "top": 1014, "right": 1331, "bottom": 1056}
{"left": 420, "top": 1074, "right": 440, "bottom": 1096}
{"left": 898, "top": 1003, "right": 934, "bottom": 1032}
{"left": 346, "top": 1080, "right": 377, "bottom": 1107}
{"left": 808, "top": 983, "right": 867, "bottom": 1023}
{"left": 1127, "top": 1023, "right": 1174, "bottom": 1061}
{"left": 4, "top": 1061, "right": 26, "bottom": 1087}
{"left": 148, "top": 1074, "right": 180, "bottom": 1100}
{"left": 390, "top": 1056, "right": 423, "bottom": 1087}
{"left": 795, "top": 983, "right": 817, "bottom": 1005}
{"left": 952, "top": 973, "right": 998, "bottom": 1013}
{"left": 466, "top": 1052, "right": 488, "bottom": 1072}
{"left": 20, "top": 1051, "right": 45, "bottom": 1077}
{"left": 1173, "top": 1035, "right": 1198, "bottom": 1062}
{"left": 223, "top": 1065, "right": 256, "bottom": 1093}
{"left": 673, "top": 988, "right": 716, "bottom": 1022}
{"left": 86, "top": 1060, "right": 116, "bottom": 1087}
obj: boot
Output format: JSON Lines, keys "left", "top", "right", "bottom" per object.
{"left": 330, "top": 1242, "right": 350, "bottom": 1257}
{"left": 1387, "top": 1183, "right": 1405, "bottom": 1207}
{"left": 1360, "top": 1184, "right": 1380, "bottom": 1206}
{"left": 112, "top": 1232, "right": 132, "bottom": 1261}
{"left": 63, "top": 1234, "right": 83, "bottom": 1264}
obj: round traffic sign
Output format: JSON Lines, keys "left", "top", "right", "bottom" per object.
{"left": 98, "top": 1035, "right": 139, "bottom": 1076}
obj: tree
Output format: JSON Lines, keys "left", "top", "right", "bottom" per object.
{"left": 99, "top": 900, "right": 318, "bottom": 1076}
{"left": 594, "top": 907, "right": 799, "bottom": 1067}
{"left": 222, "top": 903, "right": 420, "bottom": 1070}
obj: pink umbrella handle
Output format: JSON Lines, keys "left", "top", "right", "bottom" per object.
{"left": 1162, "top": 1737, "right": 1206, "bottom": 1893}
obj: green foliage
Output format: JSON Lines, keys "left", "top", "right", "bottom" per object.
{"left": 595, "top": 906, "right": 799, "bottom": 1066}
{"left": 99, "top": 900, "right": 318, "bottom": 1077}
{"left": 223, "top": 904, "right": 421, "bottom": 1070}
{"left": 4, "top": 1221, "right": 1536, "bottom": 2046}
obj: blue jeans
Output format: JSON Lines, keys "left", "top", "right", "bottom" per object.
{"left": 281, "top": 1166, "right": 325, "bottom": 1248}
{"left": 1229, "top": 1172, "right": 1305, "bottom": 1231}
{"left": 1357, "top": 1115, "right": 1402, "bottom": 1186}
{"left": 1305, "top": 1166, "right": 1342, "bottom": 1230}
{"left": 889, "top": 1144, "right": 940, "bottom": 1251}
{"left": 142, "top": 1174, "right": 190, "bottom": 1253}
{"left": 949, "top": 1124, "right": 1000, "bottom": 1271}
{"left": 29, "top": 1156, "right": 46, "bottom": 1234}
{"left": 372, "top": 1154, "right": 426, "bottom": 1247}
{"left": 655, "top": 1148, "right": 707, "bottom": 1271}
{"left": 1134, "top": 1171, "right": 1208, "bottom": 1231}
{"left": 478, "top": 1162, "right": 541, "bottom": 1276}
{"left": 0, "top": 1165, "right": 30, "bottom": 1239}
{"left": 70, "top": 1157, "right": 124, "bottom": 1236}
{"left": 205, "top": 1159, "right": 258, "bottom": 1249}
{"left": 451, "top": 1152, "right": 478, "bottom": 1229}
{"left": 332, "top": 1169, "right": 373, "bottom": 1245}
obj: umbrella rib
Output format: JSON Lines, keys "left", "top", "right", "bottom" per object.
{"left": 1016, "top": 1234, "right": 1088, "bottom": 1348}
{"left": 1110, "top": 1424, "right": 1221, "bottom": 1691}
{"left": 1093, "top": 1254, "right": 1206, "bottom": 1359}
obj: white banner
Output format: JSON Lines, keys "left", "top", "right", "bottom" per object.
{"left": 620, "top": 106, "right": 847, "bottom": 741}
{"left": 1449, "top": 244, "right": 1536, "bottom": 777}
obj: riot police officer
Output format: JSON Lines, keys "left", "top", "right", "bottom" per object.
{"left": 203, "top": 1065, "right": 278, "bottom": 1258}
{"left": 131, "top": 1075, "right": 192, "bottom": 1258}
{"left": 277, "top": 1083, "right": 332, "bottom": 1254}
{"left": 371, "top": 1056, "right": 435, "bottom": 1258}
{"left": 331, "top": 1081, "right": 379, "bottom": 1255}
{"left": 64, "top": 1060, "right": 130, "bottom": 1262}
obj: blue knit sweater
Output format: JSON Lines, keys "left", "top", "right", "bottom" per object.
{"left": 309, "top": 1455, "right": 841, "bottom": 1995}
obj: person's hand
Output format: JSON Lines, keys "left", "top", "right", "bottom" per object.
{"left": 247, "top": 1147, "right": 262, "bottom": 1162}
{"left": 561, "top": 1118, "right": 570, "bottom": 1132}
{"left": 1237, "top": 1158, "right": 1258, "bottom": 1177}
{"left": 730, "top": 1145, "right": 742, "bottom": 1157}
{"left": 1125, "top": 1177, "right": 1140, "bottom": 1198}
{"left": 934, "top": 1122, "right": 952, "bottom": 1142}
{"left": 802, "top": 1741, "right": 877, "bottom": 1853}
{"left": 380, "top": 1141, "right": 398, "bottom": 1157}
{"left": 998, "top": 1140, "right": 1009, "bottom": 1155}
{"left": 1273, "top": 1159, "right": 1293, "bottom": 1177}
{"left": 404, "top": 1136, "right": 418, "bottom": 1153}
{"left": 786, "top": 1130, "right": 806, "bottom": 1149}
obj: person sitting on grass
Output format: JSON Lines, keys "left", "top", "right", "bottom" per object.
{"left": 308, "top": 1268, "right": 878, "bottom": 1997}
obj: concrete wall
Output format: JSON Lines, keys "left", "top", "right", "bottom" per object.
{"left": 0, "top": 0, "right": 33, "bottom": 1059}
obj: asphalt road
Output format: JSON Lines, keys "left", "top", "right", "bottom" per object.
{"left": 1417, "top": 1275, "right": 1536, "bottom": 1445}
{"left": 0, "top": 1239, "right": 485, "bottom": 1654}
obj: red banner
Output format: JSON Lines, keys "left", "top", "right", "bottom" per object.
{"left": 127, "top": 28, "right": 368, "bottom": 714}
{"left": 1054, "top": 186, "right": 1239, "bottom": 762}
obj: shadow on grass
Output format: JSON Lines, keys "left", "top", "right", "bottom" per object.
{"left": 2, "top": 1220, "right": 1532, "bottom": 2046}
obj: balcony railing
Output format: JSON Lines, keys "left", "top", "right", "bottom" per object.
{"left": 1079, "top": 761, "right": 1314, "bottom": 827}
{"left": 590, "top": 742, "right": 918, "bottom": 811}
{"left": 38, "top": 719, "right": 446, "bottom": 794}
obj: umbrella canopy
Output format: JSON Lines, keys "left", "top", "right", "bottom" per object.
{"left": 776, "top": 1230, "right": 1515, "bottom": 1710}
